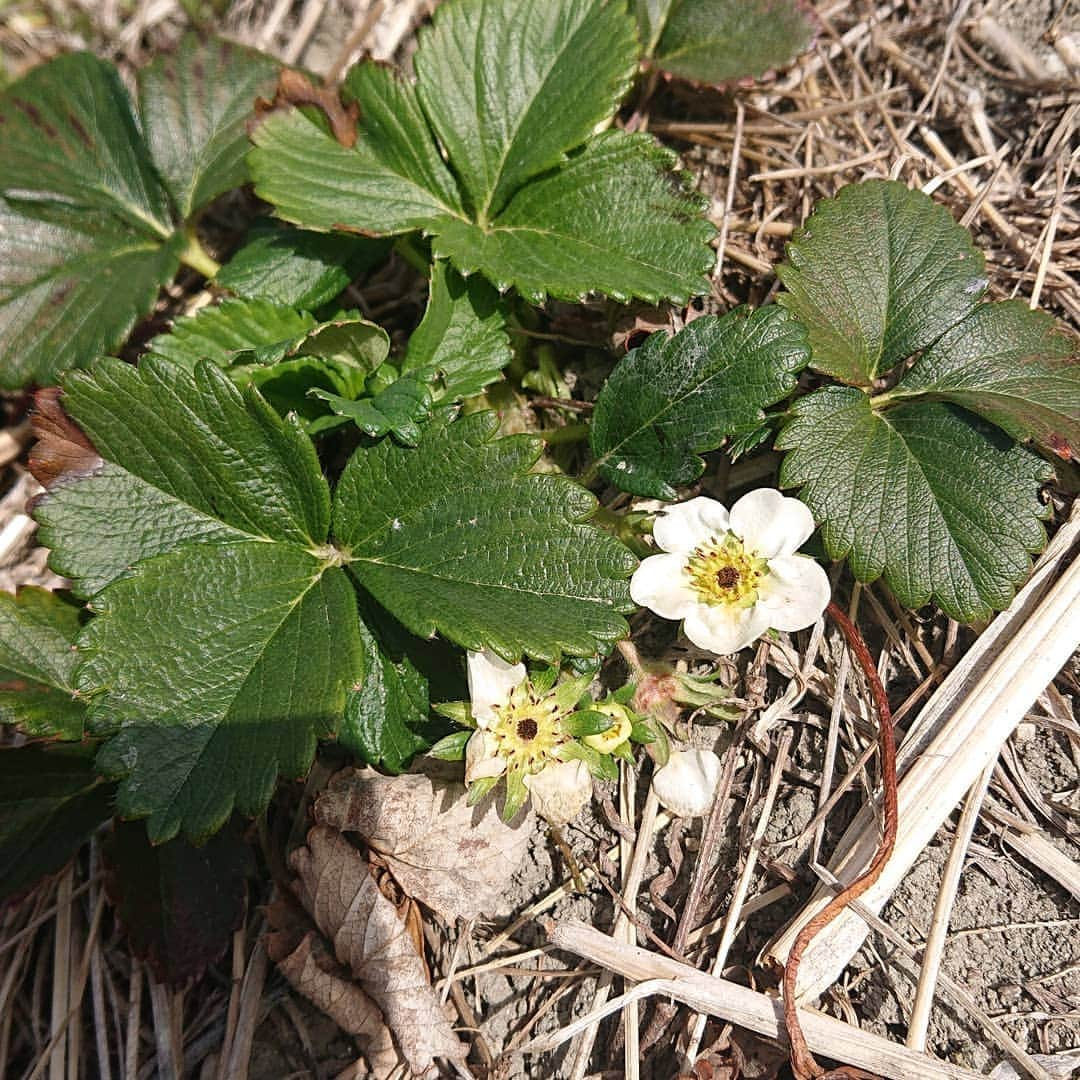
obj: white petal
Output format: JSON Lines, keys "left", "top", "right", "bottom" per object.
{"left": 630, "top": 553, "right": 696, "bottom": 620}
{"left": 681, "top": 602, "right": 771, "bottom": 655}
{"left": 653, "top": 496, "right": 730, "bottom": 554}
{"left": 524, "top": 760, "right": 592, "bottom": 826}
{"left": 652, "top": 749, "right": 722, "bottom": 817}
{"left": 756, "top": 555, "right": 831, "bottom": 632}
{"left": 729, "top": 488, "right": 816, "bottom": 558}
{"left": 464, "top": 730, "right": 506, "bottom": 784}
{"left": 467, "top": 649, "right": 526, "bottom": 726}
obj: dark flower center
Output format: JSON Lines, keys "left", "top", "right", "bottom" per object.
{"left": 715, "top": 566, "right": 741, "bottom": 589}
{"left": 517, "top": 717, "right": 539, "bottom": 740}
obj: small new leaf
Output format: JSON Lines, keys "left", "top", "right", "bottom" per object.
{"left": 590, "top": 306, "right": 809, "bottom": 498}
{"left": 403, "top": 260, "right": 511, "bottom": 400}
{"left": 0, "top": 588, "right": 85, "bottom": 739}
{"left": 333, "top": 411, "right": 636, "bottom": 662}
{"left": 777, "top": 386, "right": 1051, "bottom": 622}
{"left": 777, "top": 180, "right": 987, "bottom": 386}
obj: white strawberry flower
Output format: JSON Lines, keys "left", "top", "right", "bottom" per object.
{"left": 630, "top": 490, "right": 829, "bottom": 655}
{"left": 463, "top": 649, "right": 592, "bottom": 822}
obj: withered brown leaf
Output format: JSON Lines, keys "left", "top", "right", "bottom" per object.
{"left": 267, "top": 898, "right": 401, "bottom": 1080}
{"left": 290, "top": 826, "right": 466, "bottom": 1074}
{"left": 316, "top": 767, "right": 534, "bottom": 923}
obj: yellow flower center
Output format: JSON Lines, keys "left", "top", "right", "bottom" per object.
{"left": 685, "top": 532, "right": 769, "bottom": 609}
{"left": 489, "top": 683, "right": 568, "bottom": 774}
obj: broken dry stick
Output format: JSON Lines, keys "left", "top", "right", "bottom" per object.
{"left": 541, "top": 919, "right": 983, "bottom": 1080}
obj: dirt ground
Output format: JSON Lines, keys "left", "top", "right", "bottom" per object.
{"left": 1, "top": 1, "right": 1078, "bottom": 1078}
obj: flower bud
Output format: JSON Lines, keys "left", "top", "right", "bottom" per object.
{"left": 651, "top": 748, "right": 721, "bottom": 817}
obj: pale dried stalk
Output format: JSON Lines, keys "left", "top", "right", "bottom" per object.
{"left": 567, "top": 786, "right": 660, "bottom": 1080}
{"left": 49, "top": 866, "right": 73, "bottom": 1080}
{"left": 1000, "top": 826, "right": 1080, "bottom": 902}
{"left": 619, "top": 761, "right": 639, "bottom": 1080}
{"left": 544, "top": 920, "right": 983, "bottom": 1080}
{"left": 906, "top": 759, "right": 995, "bottom": 1052}
{"left": 767, "top": 505, "right": 1080, "bottom": 999}
{"left": 684, "top": 732, "right": 792, "bottom": 1065}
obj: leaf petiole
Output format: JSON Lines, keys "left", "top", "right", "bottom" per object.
{"left": 179, "top": 228, "right": 221, "bottom": 279}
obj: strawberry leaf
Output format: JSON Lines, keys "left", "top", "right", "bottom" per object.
{"left": 216, "top": 220, "right": 388, "bottom": 309}
{"left": 777, "top": 386, "right": 1051, "bottom": 622}
{"left": 590, "top": 306, "right": 809, "bottom": 498}
{"left": 137, "top": 35, "right": 279, "bottom": 218}
{"left": 333, "top": 411, "right": 636, "bottom": 662}
{"left": 403, "top": 260, "right": 511, "bottom": 401}
{"left": 0, "top": 588, "right": 86, "bottom": 740}
{"left": 0, "top": 745, "right": 114, "bottom": 903}
{"left": 648, "top": 0, "right": 815, "bottom": 84}
{"left": 414, "top": 0, "right": 637, "bottom": 220}
{"left": 34, "top": 360, "right": 362, "bottom": 842}
{"left": 888, "top": 299, "right": 1080, "bottom": 459}
{"left": 0, "top": 40, "right": 281, "bottom": 387}
{"left": 105, "top": 818, "right": 253, "bottom": 986}
{"left": 777, "top": 180, "right": 987, "bottom": 386}
{"left": 249, "top": 0, "right": 714, "bottom": 304}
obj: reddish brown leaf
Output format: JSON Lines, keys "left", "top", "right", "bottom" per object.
{"left": 28, "top": 388, "right": 101, "bottom": 488}
{"left": 104, "top": 817, "right": 253, "bottom": 988}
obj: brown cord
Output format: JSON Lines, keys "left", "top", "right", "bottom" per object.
{"left": 783, "top": 601, "right": 899, "bottom": 1080}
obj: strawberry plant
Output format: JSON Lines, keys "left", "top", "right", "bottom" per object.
{"left": 0, "top": 8, "right": 1076, "bottom": 1074}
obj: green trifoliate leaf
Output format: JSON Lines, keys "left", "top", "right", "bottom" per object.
{"left": 36, "top": 360, "right": 362, "bottom": 842}
{"left": 403, "top": 260, "right": 511, "bottom": 400}
{"left": 777, "top": 180, "right": 987, "bottom": 386}
{"left": 649, "top": 0, "right": 814, "bottom": 84}
{"left": 0, "top": 588, "right": 85, "bottom": 739}
{"left": 137, "top": 35, "right": 279, "bottom": 218}
{"left": 36, "top": 358, "right": 330, "bottom": 596}
{"left": 777, "top": 386, "right": 1051, "bottom": 622}
{"left": 216, "top": 220, "right": 389, "bottom": 308}
{"left": 432, "top": 131, "right": 714, "bottom": 304}
{"left": 333, "top": 411, "right": 636, "bottom": 662}
{"left": 0, "top": 41, "right": 279, "bottom": 387}
{"left": 414, "top": 0, "right": 638, "bottom": 220}
{"left": 590, "top": 306, "right": 809, "bottom": 498}
{"left": 0, "top": 52, "right": 172, "bottom": 233}
{"left": 312, "top": 366, "right": 434, "bottom": 446}
{"left": 0, "top": 745, "right": 114, "bottom": 902}
{"left": 0, "top": 199, "right": 183, "bottom": 389}
{"left": 886, "top": 300, "right": 1080, "bottom": 459}
{"left": 249, "top": 0, "right": 715, "bottom": 306}
{"left": 105, "top": 817, "right": 253, "bottom": 987}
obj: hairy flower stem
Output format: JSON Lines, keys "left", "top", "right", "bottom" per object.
{"left": 549, "top": 824, "right": 587, "bottom": 894}
{"left": 783, "top": 600, "right": 899, "bottom": 1080}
